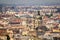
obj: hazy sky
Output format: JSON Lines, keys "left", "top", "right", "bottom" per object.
{"left": 0, "top": 0, "right": 60, "bottom": 6}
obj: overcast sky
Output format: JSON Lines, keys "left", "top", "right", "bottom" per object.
{"left": 0, "top": 0, "right": 60, "bottom": 6}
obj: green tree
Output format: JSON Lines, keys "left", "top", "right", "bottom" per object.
{"left": 50, "top": 13, "right": 53, "bottom": 16}
{"left": 6, "top": 35, "right": 10, "bottom": 40}
{"left": 38, "top": 16, "right": 42, "bottom": 20}
{"left": 46, "top": 13, "right": 53, "bottom": 18}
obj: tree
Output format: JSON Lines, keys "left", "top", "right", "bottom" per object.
{"left": 50, "top": 13, "right": 53, "bottom": 16}
{"left": 38, "top": 11, "right": 40, "bottom": 15}
{"left": 45, "top": 13, "right": 53, "bottom": 18}
{"left": 6, "top": 35, "right": 10, "bottom": 40}
{"left": 38, "top": 16, "right": 42, "bottom": 20}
